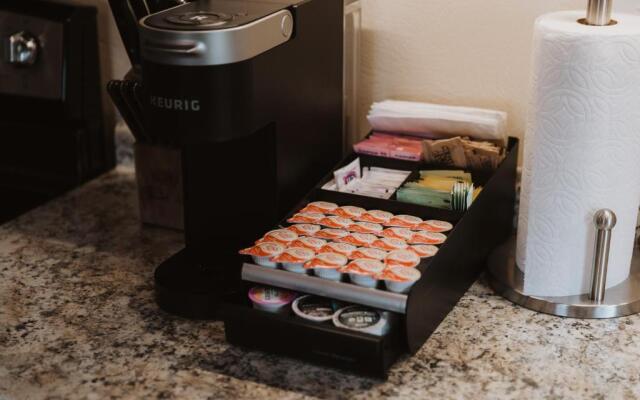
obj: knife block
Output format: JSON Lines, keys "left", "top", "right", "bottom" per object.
{"left": 134, "top": 143, "right": 184, "bottom": 230}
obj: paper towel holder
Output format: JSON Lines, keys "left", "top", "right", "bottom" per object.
{"left": 579, "top": 0, "right": 617, "bottom": 26}
{"left": 487, "top": 209, "right": 640, "bottom": 319}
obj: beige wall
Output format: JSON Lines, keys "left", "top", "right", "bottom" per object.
{"left": 358, "top": 0, "right": 640, "bottom": 147}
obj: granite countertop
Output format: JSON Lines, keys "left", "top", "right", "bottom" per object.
{"left": 2, "top": 166, "right": 640, "bottom": 399}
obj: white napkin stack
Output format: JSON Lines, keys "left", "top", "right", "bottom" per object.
{"left": 367, "top": 100, "right": 508, "bottom": 145}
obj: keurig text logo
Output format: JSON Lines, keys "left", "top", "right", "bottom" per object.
{"left": 150, "top": 96, "right": 200, "bottom": 111}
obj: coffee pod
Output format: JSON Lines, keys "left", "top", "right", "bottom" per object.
{"left": 271, "top": 247, "right": 316, "bottom": 273}
{"left": 333, "top": 305, "right": 391, "bottom": 336}
{"left": 239, "top": 241, "right": 285, "bottom": 268}
{"left": 382, "top": 266, "right": 421, "bottom": 294}
{"left": 292, "top": 295, "right": 339, "bottom": 323}
{"left": 304, "top": 252, "right": 348, "bottom": 281}
{"left": 343, "top": 259, "right": 385, "bottom": 288}
{"left": 248, "top": 286, "right": 297, "bottom": 313}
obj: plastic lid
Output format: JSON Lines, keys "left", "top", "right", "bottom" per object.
{"left": 292, "top": 295, "right": 337, "bottom": 322}
{"left": 248, "top": 286, "right": 297, "bottom": 306}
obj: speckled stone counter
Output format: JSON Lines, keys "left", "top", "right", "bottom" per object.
{"left": 2, "top": 167, "right": 640, "bottom": 400}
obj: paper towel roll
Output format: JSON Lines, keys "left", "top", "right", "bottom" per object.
{"left": 516, "top": 11, "right": 640, "bottom": 297}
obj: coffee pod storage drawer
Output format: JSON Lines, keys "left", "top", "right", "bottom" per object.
{"left": 222, "top": 137, "right": 518, "bottom": 377}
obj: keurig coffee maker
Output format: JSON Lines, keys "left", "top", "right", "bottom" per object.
{"left": 136, "top": 0, "right": 343, "bottom": 318}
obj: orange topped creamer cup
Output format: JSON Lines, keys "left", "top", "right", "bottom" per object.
{"left": 348, "top": 221, "right": 383, "bottom": 235}
{"left": 272, "top": 247, "right": 316, "bottom": 274}
{"left": 382, "top": 266, "right": 421, "bottom": 294}
{"left": 336, "top": 232, "right": 377, "bottom": 247}
{"left": 370, "top": 237, "right": 408, "bottom": 251}
{"left": 334, "top": 205, "right": 366, "bottom": 219}
{"left": 305, "top": 252, "right": 348, "bottom": 281}
{"left": 350, "top": 247, "right": 388, "bottom": 261}
{"left": 409, "top": 244, "right": 438, "bottom": 258}
{"left": 239, "top": 241, "right": 285, "bottom": 268}
{"left": 319, "top": 215, "right": 353, "bottom": 229}
{"left": 286, "top": 224, "right": 321, "bottom": 236}
{"left": 356, "top": 209, "right": 393, "bottom": 224}
{"left": 300, "top": 201, "right": 338, "bottom": 214}
{"left": 385, "top": 214, "right": 423, "bottom": 229}
{"left": 380, "top": 227, "right": 414, "bottom": 241}
{"left": 287, "top": 212, "right": 325, "bottom": 224}
{"left": 319, "top": 242, "right": 357, "bottom": 258}
{"left": 259, "top": 229, "right": 298, "bottom": 245}
{"left": 314, "top": 228, "right": 349, "bottom": 240}
{"left": 409, "top": 231, "right": 447, "bottom": 245}
{"left": 343, "top": 259, "right": 385, "bottom": 288}
{"left": 289, "top": 236, "right": 326, "bottom": 251}
{"left": 416, "top": 220, "right": 453, "bottom": 233}
{"left": 385, "top": 249, "right": 420, "bottom": 268}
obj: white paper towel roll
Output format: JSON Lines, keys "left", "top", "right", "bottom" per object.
{"left": 516, "top": 11, "right": 640, "bottom": 297}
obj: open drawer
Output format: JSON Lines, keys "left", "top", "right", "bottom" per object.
{"left": 222, "top": 137, "right": 518, "bottom": 377}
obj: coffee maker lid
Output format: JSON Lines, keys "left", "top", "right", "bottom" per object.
{"left": 143, "top": 0, "right": 298, "bottom": 31}
{"left": 140, "top": 0, "right": 301, "bottom": 66}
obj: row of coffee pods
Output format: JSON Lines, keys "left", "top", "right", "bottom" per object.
{"left": 248, "top": 287, "right": 392, "bottom": 336}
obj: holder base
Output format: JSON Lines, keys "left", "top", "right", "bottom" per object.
{"left": 487, "top": 235, "right": 640, "bottom": 318}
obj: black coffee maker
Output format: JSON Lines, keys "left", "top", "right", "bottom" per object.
{"left": 111, "top": 0, "right": 343, "bottom": 318}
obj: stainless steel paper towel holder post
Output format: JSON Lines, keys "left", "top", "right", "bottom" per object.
{"left": 488, "top": 208, "right": 640, "bottom": 319}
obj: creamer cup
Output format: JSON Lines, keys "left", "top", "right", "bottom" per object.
{"left": 260, "top": 229, "right": 298, "bottom": 245}
{"left": 356, "top": 209, "right": 393, "bottom": 224}
{"left": 416, "top": 220, "right": 453, "bottom": 233}
{"left": 409, "top": 231, "right": 447, "bottom": 245}
{"left": 385, "top": 214, "right": 422, "bottom": 228}
{"left": 304, "top": 252, "right": 348, "bottom": 281}
{"left": 334, "top": 205, "right": 366, "bottom": 219}
{"left": 382, "top": 266, "right": 421, "bottom": 294}
{"left": 385, "top": 249, "right": 420, "bottom": 268}
{"left": 286, "top": 224, "right": 321, "bottom": 236}
{"left": 272, "top": 247, "right": 316, "bottom": 274}
{"left": 300, "top": 201, "right": 338, "bottom": 214}
{"left": 343, "top": 259, "right": 385, "bottom": 288}
{"left": 239, "top": 241, "right": 285, "bottom": 268}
